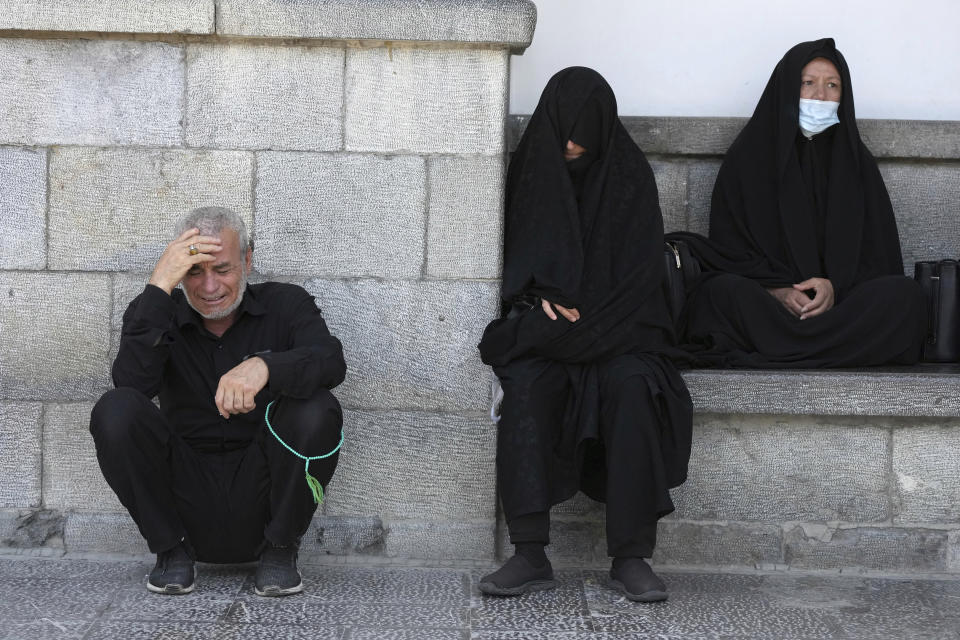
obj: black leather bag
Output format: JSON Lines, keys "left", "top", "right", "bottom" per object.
{"left": 664, "top": 240, "right": 701, "bottom": 322}
{"left": 914, "top": 259, "right": 960, "bottom": 362}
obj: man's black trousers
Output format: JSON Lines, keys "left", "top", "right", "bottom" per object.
{"left": 90, "top": 387, "right": 342, "bottom": 563}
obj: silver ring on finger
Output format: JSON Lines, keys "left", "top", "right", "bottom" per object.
{"left": 188, "top": 244, "right": 199, "bottom": 255}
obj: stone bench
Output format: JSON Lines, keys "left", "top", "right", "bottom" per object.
{"left": 538, "top": 366, "right": 960, "bottom": 574}
{"left": 503, "top": 116, "right": 960, "bottom": 575}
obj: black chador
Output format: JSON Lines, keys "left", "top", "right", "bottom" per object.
{"left": 477, "top": 67, "right": 692, "bottom": 601}
{"left": 670, "top": 38, "right": 926, "bottom": 368}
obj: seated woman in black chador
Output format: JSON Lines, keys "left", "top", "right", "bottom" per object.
{"left": 674, "top": 38, "right": 926, "bottom": 367}
{"left": 477, "top": 67, "right": 692, "bottom": 601}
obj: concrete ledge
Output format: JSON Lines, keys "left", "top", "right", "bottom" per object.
{"left": 508, "top": 116, "right": 960, "bottom": 159}
{"left": 682, "top": 367, "right": 960, "bottom": 417}
{"left": 218, "top": 0, "right": 537, "bottom": 51}
{"left": 2, "top": 1, "right": 536, "bottom": 50}
{"left": 0, "top": 0, "right": 214, "bottom": 34}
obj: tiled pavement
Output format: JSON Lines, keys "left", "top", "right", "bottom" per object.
{"left": 0, "top": 556, "right": 958, "bottom": 639}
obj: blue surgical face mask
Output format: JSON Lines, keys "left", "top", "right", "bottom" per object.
{"left": 798, "top": 98, "right": 840, "bottom": 136}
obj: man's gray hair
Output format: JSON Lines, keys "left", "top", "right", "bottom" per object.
{"left": 175, "top": 207, "right": 252, "bottom": 253}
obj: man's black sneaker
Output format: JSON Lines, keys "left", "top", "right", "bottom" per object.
{"left": 255, "top": 541, "right": 303, "bottom": 597}
{"left": 147, "top": 543, "right": 195, "bottom": 595}
{"left": 478, "top": 554, "right": 557, "bottom": 596}
{"left": 608, "top": 557, "right": 668, "bottom": 602}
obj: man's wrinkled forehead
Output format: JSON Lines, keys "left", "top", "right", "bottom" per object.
{"left": 215, "top": 228, "right": 247, "bottom": 264}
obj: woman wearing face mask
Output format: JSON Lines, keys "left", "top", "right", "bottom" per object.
{"left": 671, "top": 38, "right": 926, "bottom": 367}
{"left": 477, "top": 67, "right": 692, "bottom": 601}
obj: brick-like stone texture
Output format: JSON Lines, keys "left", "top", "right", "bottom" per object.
{"left": 345, "top": 47, "right": 507, "bottom": 154}
{"left": 649, "top": 159, "right": 687, "bottom": 234}
{"left": 217, "top": 0, "right": 537, "bottom": 48}
{"left": 893, "top": 424, "right": 960, "bottom": 524}
{"left": 949, "top": 531, "right": 960, "bottom": 572}
{"left": 256, "top": 153, "right": 425, "bottom": 277}
{"left": 542, "top": 519, "right": 607, "bottom": 564}
{"left": 43, "top": 403, "right": 123, "bottom": 512}
{"left": 671, "top": 415, "right": 889, "bottom": 522}
{"left": 0, "top": 0, "right": 214, "bottom": 34}
{"left": 186, "top": 44, "right": 344, "bottom": 151}
{"left": 305, "top": 515, "right": 387, "bottom": 556}
{"left": 859, "top": 119, "right": 960, "bottom": 160}
{"left": 0, "top": 273, "right": 111, "bottom": 400}
{"left": 426, "top": 155, "right": 504, "bottom": 279}
{"left": 880, "top": 163, "right": 960, "bottom": 274}
{"left": 682, "top": 369, "right": 960, "bottom": 418}
{"left": 623, "top": 117, "right": 745, "bottom": 157}
{"left": 63, "top": 512, "right": 144, "bottom": 554}
{"left": 653, "top": 521, "right": 783, "bottom": 568}
{"left": 305, "top": 279, "right": 496, "bottom": 411}
{"left": 0, "top": 39, "right": 182, "bottom": 146}
{"left": 110, "top": 274, "right": 152, "bottom": 366}
{"left": 0, "top": 511, "right": 16, "bottom": 547}
{"left": 322, "top": 409, "right": 496, "bottom": 521}
{"left": 0, "top": 509, "right": 65, "bottom": 549}
{"left": 686, "top": 159, "right": 722, "bottom": 236}
{"left": 784, "top": 524, "right": 948, "bottom": 572}
{"left": 0, "top": 147, "right": 46, "bottom": 269}
{"left": 111, "top": 274, "right": 152, "bottom": 333}
{"left": 512, "top": 116, "right": 960, "bottom": 161}
{"left": 0, "top": 404, "right": 43, "bottom": 508}
{"left": 385, "top": 520, "right": 493, "bottom": 561}
{"left": 48, "top": 147, "right": 254, "bottom": 271}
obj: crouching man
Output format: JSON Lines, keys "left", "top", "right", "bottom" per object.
{"left": 90, "top": 207, "right": 345, "bottom": 597}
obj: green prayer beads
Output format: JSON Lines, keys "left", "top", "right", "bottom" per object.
{"left": 264, "top": 399, "right": 344, "bottom": 504}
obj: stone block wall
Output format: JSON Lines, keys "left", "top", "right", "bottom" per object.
{"left": 0, "top": 0, "right": 535, "bottom": 560}
{"left": 3, "top": 0, "right": 958, "bottom": 576}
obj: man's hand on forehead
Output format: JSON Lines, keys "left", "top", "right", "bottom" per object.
{"left": 149, "top": 228, "right": 223, "bottom": 294}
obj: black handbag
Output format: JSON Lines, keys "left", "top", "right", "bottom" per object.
{"left": 664, "top": 240, "right": 701, "bottom": 322}
{"left": 914, "top": 260, "right": 960, "bottom": 362}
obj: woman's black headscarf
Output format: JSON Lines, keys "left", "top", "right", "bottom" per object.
{"left": 479, "top": 66, "right": 676, "bottom": 366}
{"left": 706, "top": 37, "right": 904, "bottom": 299}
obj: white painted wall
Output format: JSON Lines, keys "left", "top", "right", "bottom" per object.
{"left": 510, "top": 0, "right": 960, "bottom": 120}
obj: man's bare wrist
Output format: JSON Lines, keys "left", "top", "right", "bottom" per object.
{"left": 148, "top": 276, "right": 176, "bottom": 295}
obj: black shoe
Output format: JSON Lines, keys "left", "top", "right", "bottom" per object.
{"left": 478, "top": 554, "right": 557, "bottom": 596}
{"left": 147, "top": 543, "right": 195, "bottom": 595}
{"left": 255, "top": 541, "right": 303, "bottom": 597}
{"left": 608, "top": 557, "right": 668, "bottom": 602}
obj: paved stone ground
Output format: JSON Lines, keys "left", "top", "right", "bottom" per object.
{"left": 0, "top": 556, "right": 958, "bottom": 639}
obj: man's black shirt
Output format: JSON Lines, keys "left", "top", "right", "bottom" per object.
{"left": 113, "top": 282, "right": 346, "bottom": 449}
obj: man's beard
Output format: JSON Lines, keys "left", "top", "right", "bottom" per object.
{"left": 184, "top": 271, "right": 247, "bottom": 320}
